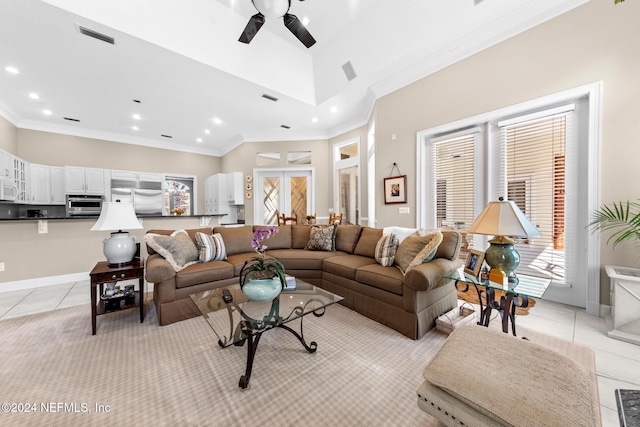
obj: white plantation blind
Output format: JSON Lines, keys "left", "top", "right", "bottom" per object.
{"left": 495, "top": 105, "right": 574, "bottom": 284}
{"left": 432, "top": 132, "right": 477, "bottom": 230}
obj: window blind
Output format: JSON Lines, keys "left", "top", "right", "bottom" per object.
{"left": 495, "top": 108, "right": 573, "bottom": 284}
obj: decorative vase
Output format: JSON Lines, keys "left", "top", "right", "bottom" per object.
{"left": 241, "top": 278, "right": 282, "bottom": 302}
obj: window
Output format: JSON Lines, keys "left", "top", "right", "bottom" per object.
{"left": 164, "top": 176, "right": 195, "bottom": 215}
{"left": 416, "top": 83, "right": 602, "bottom": 312}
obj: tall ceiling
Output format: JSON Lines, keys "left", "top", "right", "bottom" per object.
{"left": 0, "top": 0, "right": 587, "bottom": 157}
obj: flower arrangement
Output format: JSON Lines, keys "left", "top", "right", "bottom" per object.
{"left": 171, "top": 207, "right": 185, "bottom": 215}
{"left": 239, "top": 226, "right": 286, "bottom": 289}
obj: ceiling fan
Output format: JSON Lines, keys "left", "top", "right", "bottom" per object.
{"left": 238, "top": 0, "right": 316, "bottom": 48}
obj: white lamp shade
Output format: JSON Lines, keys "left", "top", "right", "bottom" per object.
{"left": 253, "top": 0, "right": 290, "bottom": 18}
{"left": 90, "top": 202, "right": 143, "bottom": 232}
{"left": 467, "top": 200, "right": 541, "bottom": 238}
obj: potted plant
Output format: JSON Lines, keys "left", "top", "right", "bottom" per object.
{"left": 238, "top": 226, "right": 286, "bottom": 301}
{"left": 589, "top": 200, "right": 640, "bottom": 249}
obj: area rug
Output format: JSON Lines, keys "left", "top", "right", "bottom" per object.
{"left": 0, "top": 301, "right": 447, "bottom": 426}
{"left": 457, "top": 288, "right": 535, "bottom": 316}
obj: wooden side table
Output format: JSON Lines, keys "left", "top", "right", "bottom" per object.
{"left": 89, "top": 259, "right": 145, "bottom": 335}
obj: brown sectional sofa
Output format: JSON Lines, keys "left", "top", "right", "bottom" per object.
{"left": 145, "top": 224, "right": 462, "bottom": 339}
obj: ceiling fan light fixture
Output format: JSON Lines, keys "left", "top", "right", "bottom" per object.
{"left": 252, "top": 0, "right": 290, "bottom": 18}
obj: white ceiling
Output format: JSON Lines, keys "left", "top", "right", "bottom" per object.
{"left": 0, "top": 0, "right": 588, "bottom": 157}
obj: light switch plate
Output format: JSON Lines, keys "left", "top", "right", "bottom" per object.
{"left": 399, "top": 207, "right": 410, "bottom": 214}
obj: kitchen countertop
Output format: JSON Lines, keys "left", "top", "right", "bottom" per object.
{"left": 0, "top": 214, "right": 226, "bottom": 222}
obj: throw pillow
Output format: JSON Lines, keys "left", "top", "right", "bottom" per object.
{"left": 394, "top": 231, "right": 443, "bottom": 274}
{"left": 144, "top": 230, "right": 199, "bottom": 272}
{"left": 305, "top": 224, "right": 337, "bottom": 251}
{"left": 194, "top": 232, "right": 227, "bottom": 262}
{"left": 407, "top": 231, "right": 443, "bottom": 270}
{"left": 374, "top": 233, "right": 399, "bottom": 267}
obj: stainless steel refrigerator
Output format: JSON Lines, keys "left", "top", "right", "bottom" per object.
{"left": 111, "top": 179, "right": 164, "bottom": 215}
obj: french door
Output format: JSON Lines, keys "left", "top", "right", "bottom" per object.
{"left": 254, "top": 169, "right": 314, "bottom": 225}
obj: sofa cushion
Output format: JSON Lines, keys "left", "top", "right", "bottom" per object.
{"left": 356, "top": 263, "right": 404, "bottom": 295}
{"left": 257, "top": 225, "right": 292, "bottom": 250}
{"left": 305, "top": 224, "right": 338, "bottom": 251}
{"left": 194, "top": 232, "right": 227, "bottom": 262}
{"left": 174, "top": 261, "right": 234, "bottom": 289}
{"left": 267, "top": 249, "right": 341, "bottom": 270}
{"left": 322, "top": 254, "right": 377, "bottom": 281}
{"left": 225, "top": 253, "right": 261, "bottom": 276}
{"left": 291, "top": 225, "right": 312, "bottom": 249}
{"left": 144, "top": 230, "right": 200, "bottom": 272}
{"left": 354, "top": 227, "right": 383, "bottom": 258}
{"left": 335, "top": 225, "right": 362, "bottom": 254}
{"left": 374, "top": 233, "right": 399, "bottom": 267}
{"left": 424, "top": 325, "right": 597, "bottom": 427}
{"left": 394, "top": 232, "right": 442, "bottom": 274}
{"left": 213, "top": 226, "right": 254, "bottom": 255}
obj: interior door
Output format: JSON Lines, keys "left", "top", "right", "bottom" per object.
{"left": 254, "top": 169, "right": 313, "bottom": 225}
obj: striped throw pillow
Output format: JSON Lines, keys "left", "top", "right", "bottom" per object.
{"left": 194, "top": 232, "right": 227, "bottom": 262}
{"left": 375, "top": 233, "right": 399, "bottom": 267}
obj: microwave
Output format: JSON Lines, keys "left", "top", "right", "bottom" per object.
{"left": 0, "top": 178, "right": 18, "bottom": 201}
{"left": 66, "top": 195, "right": 103, "bottom": 217}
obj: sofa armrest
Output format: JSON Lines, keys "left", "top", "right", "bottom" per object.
{"left": 145, "top": 253, "right": 176, "bottom": 283}
{"left": 403, "top": 258, "right": 462, "bottom": 292}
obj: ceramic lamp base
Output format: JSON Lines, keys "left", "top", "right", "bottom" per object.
{"left": 484, "top": 236, "right": 520, "bottom": 280}
{"left": 103, "top": 231, "right": 137, "bottom": 266}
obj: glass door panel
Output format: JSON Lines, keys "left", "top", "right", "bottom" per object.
{"left": 263, "top": 176, "right": 280, "bottom": 225}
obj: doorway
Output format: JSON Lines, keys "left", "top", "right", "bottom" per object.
{"left": 254, "top": 169, "right": 314, "bottom": 225}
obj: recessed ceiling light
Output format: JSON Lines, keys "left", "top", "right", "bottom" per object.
{"left": 302, "top": 17, "right": 310, "bottom": 26}
{"left": 330, "top": 106, "right": 338, "bottom": 113}
{"left": 132, "top": 113, "right": 141, "bottom": 120}
{"left": 29, "top": 93, "right": 40, "bottom": 100}
{"left": 196, "top": 138, "right": 203, "bottom": 143}
{"left": 43, "top": 109, "right": 52, "bottom": 115}
{"left": 205, "top": 129, "right": 210, "bottom": 134}
{"left": 311, "top": 117, "right": 318, "bottom": 123}
{"left": 213, "top": 117, "right": 223, "bottom": 125}
{"left": 132, "top": 126, "right": 139, "bottom": 131}
{"left": 5, "top": 66, "right": 19, "bottom": 74}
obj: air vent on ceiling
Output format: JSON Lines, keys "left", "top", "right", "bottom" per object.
{"left": 342, "top": 61, "right": 357, "bottom": 82}
{"left": 161, "top": 134, "right": 173, "bottom": 138}
{"left": 78, "top": 26, "right": 115, "bottom": 45}
{"left": 262, "top": 94, "right": 279, "bottom": 102}
{"left": 280, "top": 125, "right": 291, "bottom": 129}
{"left": 63, "top": 117, "right": 80, "bottom": 122}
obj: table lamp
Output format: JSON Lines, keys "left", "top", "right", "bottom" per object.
{"left": 466, "top": 197, "right": 541, "bottom": 283}
{"left": 91, "top": 201, "right": 143, "bottom": 266}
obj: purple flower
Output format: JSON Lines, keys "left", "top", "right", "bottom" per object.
{"left": 251, "top": 226, "right": 280, "bottom": 254}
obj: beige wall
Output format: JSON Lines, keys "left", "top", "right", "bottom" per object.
{"left": 0, "top": 114, "right": 17, "bottom": 153}
{"left": 221, "top": 139, "right": 331, "bottom": 224}
{"left": 373, "top": 0, "right": 640, "bottom": 303}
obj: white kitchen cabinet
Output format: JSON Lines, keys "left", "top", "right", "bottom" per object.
{"left": 204, "top": 174, "right": 229, "bottom": 216}
{"left": 30, "top": 163, "right": 51, "bottom": 204}
{"left": 226, "top": 172, "right": 244, "bottom": 205}
{"left": 65, "top": 166, "right": 105, "bottom": 195}
{"left": 111, "top": 169, "right": 163, "bottom": 183}
{"left": 0, "top": 149, "right": 13, "bottom": 179}
{"left": 50, "top": 166, "right": 65, "bottom": 204}
{"left": 12, "top": 156, "right": 29, "bottom": 203}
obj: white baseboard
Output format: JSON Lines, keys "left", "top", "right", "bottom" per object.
{"left": 0, "top": 272, "right": 90, "bottom": 293}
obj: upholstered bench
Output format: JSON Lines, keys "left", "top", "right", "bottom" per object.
{"left": 417, "top": 324, "right": 601, "bottom": 426}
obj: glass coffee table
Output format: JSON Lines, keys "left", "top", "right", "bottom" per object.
{"left": 445, "top": 273, "right": 550, "bottom": 336}
{"left": 190, "top": 280, "right": 343, "bottom": 389}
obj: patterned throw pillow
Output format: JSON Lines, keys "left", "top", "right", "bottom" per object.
{"left": 394, "top": 231, "right": 443, "bottom": 274}
{"left": 374, "top": 233, "right": 399, "bottom": 267}
{"left": 194, "top": 232, "right": 227, "bottom": 262}
{"left": 304, "top": 224, "right": 337, "bottom": 251}
{"left": 144, "top": 230, "right": 199, "bottom": 272}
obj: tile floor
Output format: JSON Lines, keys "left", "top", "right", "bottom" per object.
{"left": 0, "top": 283, "right": 635, "bottom": 426}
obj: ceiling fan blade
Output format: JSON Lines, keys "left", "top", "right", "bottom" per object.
{"left": 238, "top": 13, "right": 265, "bottom": 44}
{"left": 283, "top": 13, "right": 316, "bottom": 48}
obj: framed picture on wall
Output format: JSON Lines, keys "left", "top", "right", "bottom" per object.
{"left": 384, "top": 175, "right": 407, "bottom": 204}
